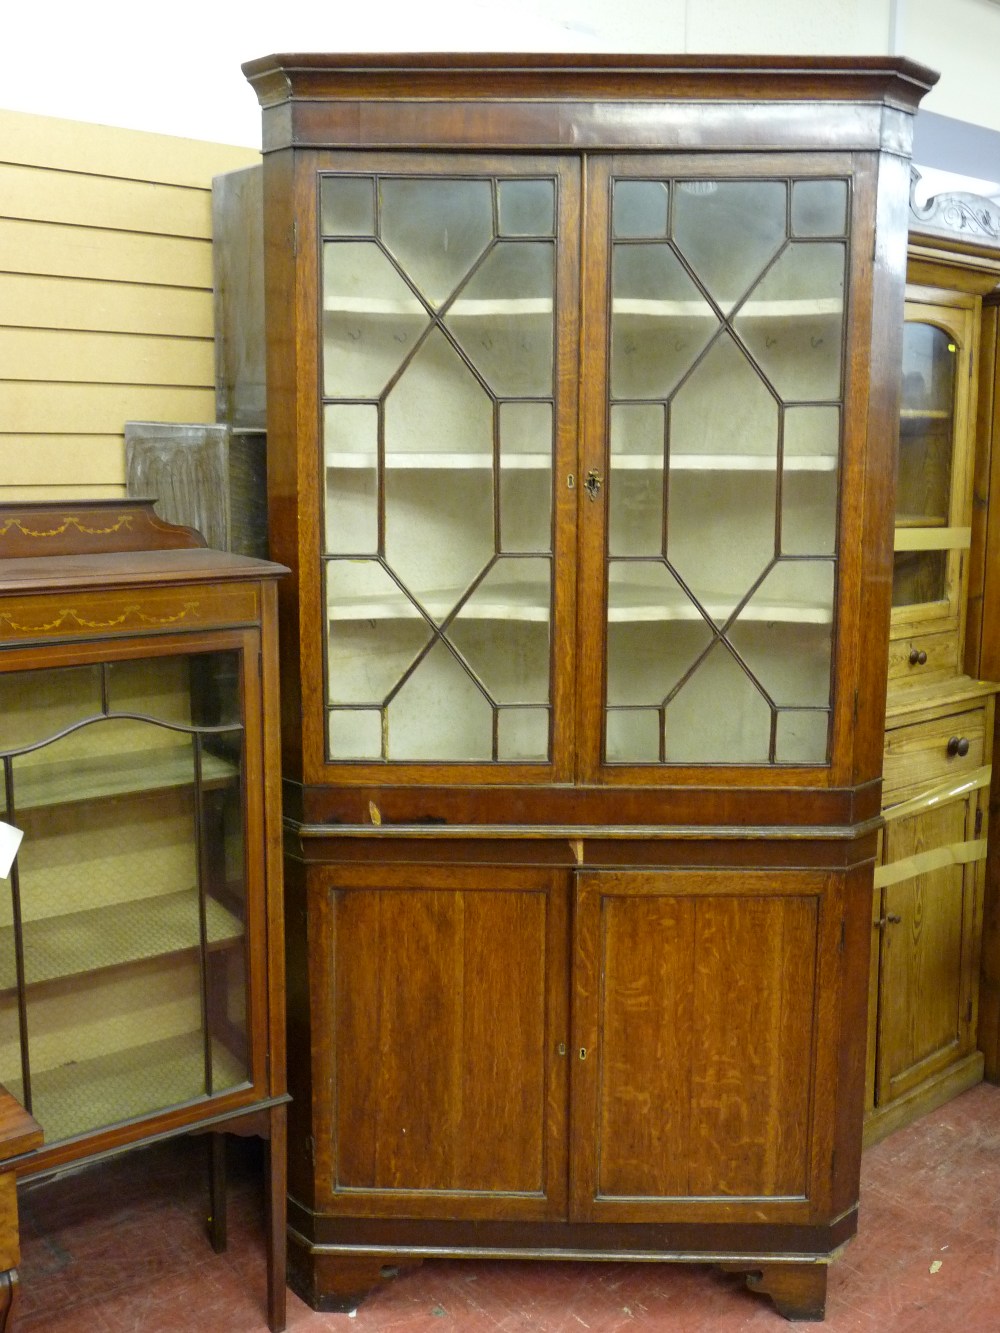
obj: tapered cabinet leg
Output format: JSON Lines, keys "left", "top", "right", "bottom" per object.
{"left": 265, "top": 1103, "right": 287, "bottom": 1333}
{"left": 0, "top": 1270, "right": 16, "bottom": 1333}
{"left": 742, "top": 1262, "right": 828, "bottom": 1321}
{"left": 207, "top": 1133, "right": 227, "bottom": 1254}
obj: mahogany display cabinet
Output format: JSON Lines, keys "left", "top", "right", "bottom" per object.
{"left": 0, "top": 500, "right": 289, "bottom": 1331}
{"left": 242, "top": 53, "right": 937, "bottom": 1321}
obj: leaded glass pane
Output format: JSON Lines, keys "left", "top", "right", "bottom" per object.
{"left": 319, "top": 171, "right": 559, "bottom": 765}
{"left": 603, "top": 172, "right": 847, "bottom": 767}
{"left": 673, "top": 180, "right": 786, "bottom": 315}
{"left": 380, "top": 178, "right": 493, "bottom": 309}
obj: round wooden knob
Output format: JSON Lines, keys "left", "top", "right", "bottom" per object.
{"left": 947, "top": 736, "right": 970, "bottom": 757}
{"left": 909, "top": 649, "right": 927, "bottom": 666}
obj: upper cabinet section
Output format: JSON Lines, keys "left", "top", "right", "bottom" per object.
{"left": 244, "top": 54, "right": 936, "bottom": 814}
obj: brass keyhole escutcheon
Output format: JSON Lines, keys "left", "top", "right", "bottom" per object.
{"left": 584, "top": 469, "right": 603, "bottom": 501}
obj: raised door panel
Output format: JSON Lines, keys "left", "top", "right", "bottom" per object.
{"left": 319, "top": 864, "right": 568, "bottom": 1220}
{"left": 571, "top": 869, "right": 839, "bottom": 1223}
{"left": 876, "top": 793, "right": 983, "bottom": 1105}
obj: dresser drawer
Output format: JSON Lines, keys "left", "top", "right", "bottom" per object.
{"left": 887, "top": 630, "right": 961, "bottom": 688}
{"left": 883, "top": 704, "right": 987, "bottom": 805}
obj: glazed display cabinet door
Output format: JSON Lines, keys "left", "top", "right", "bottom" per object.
{"left": 892, "top": 291, "right": 978, "bottom": 647}
{"left": 571, "top": 869, "right": 841, "bottom": 1223}
{"left": 578, "top": 158, "right": 851, "bottom": 775}
{"left": 874, "top": 789, "right": 985, "bottom": 1107}
{"left": 317, "top": 156, "right": 580, "bottom": 781}
{"left": 0, "top": 638, "right": 260, "bottom": 1146}
{"left": 318, "top": 864, "right": 569, "bottom": 1221}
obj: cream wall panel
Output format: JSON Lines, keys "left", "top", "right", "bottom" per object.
{"left": 0, "top": 218, "right": 213, "bottom": 287}
{"left": 683, "top": 0, "right": 890, "bottom": 54}
{"left": 0, "top": 275, "right": 212, "bottom": 337}
{"left": 0, "top": 487, "right": 124, "bottom": 502}
{"left": 1, "top": 330, "right": 214, "bottom": 388}
{"left": 0, "top": 384, "right": 216, "bottom": 436}
{"left": 0, "top": 438, "right": 124, "bottom": 487}
{"left": 0, "top": 162, "right": 210, "bottom": 238}
{"left": 902, "top": 0, "right": 1000, "bottom": 132}
{"left": 0, "top": 109, "right": 259, "bottom": 188}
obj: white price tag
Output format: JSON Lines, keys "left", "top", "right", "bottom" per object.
{"left": 0, "top": 822, "right": 23, "bottom": 880}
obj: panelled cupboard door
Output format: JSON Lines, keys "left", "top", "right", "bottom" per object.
{"left": 875, "top": 791, "right": 984, "bottom": 1106}
{"left": 571, "top": 870, "right": 840, "bottom": 1223}
{"left": 317, "top": 864, "right": 568, "bottom": 1221}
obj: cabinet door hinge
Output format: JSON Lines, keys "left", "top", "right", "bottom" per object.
{"left": 840, "top": 920, "right": 846, "bottom": 953}
{"left": 292, "top": 220, "right": 299, "bottom": 257}
{"left": 967, "top": 999, "right": 974, "bottom": 1025}
{"left": 975, "top": 807, "right": 984, "bottom": 838}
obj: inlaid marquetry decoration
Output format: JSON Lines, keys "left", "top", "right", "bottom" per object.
{"left": 320, "top": 174, "right": 557, "bottom": 763}
{"left": 605, "top": 176, "right": 846, "bottom": 764}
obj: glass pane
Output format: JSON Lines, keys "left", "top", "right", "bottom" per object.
{"left": 775, "top": 710, "right": 830, "bottom": 762}
{"left": 387, "top": 640, "right": 493, "bottom": 760}
{"left": 893, "top": 551, "right": 947, "bottom": 607}
{"left": 0, "top": 666, "right": 102, "bottom": 753}
{"left": 497, "top": 708, "right": 549, "bottom": 761}
{"left": 446, "top": 241, "right": 554, "bottom": 396}
{"left": 322, "top": 241, "right": 429, "bottom": 397}
{"left": 897, "top": 322, "right": 957, "bottom": 526}
{"left": 791, "top": 180, "right": 848, "bottom": 237}
{"left": 0, "top": 648, "right": 251, "bottom": 1145}
{"left": 385, "top": 327, "right": 493, "bottom": 460}
{"left": 498, "top": 179, "right": 554, "bottom": 235}
{"left": 322, "top": 173, "right": 558, "bottom": 764}
{"left": 664, "top": 643, "right": 772, "bottom": 763}
{"left": 613, "top": 180, "right": 669, "bottom": 238}
{"left": 447, "top": 559, "right": 551, "bottom": 704}
{"left": 328, "top": 709, "right": 383, "bottom": 760}
{"left": 380, "top": 177, "right": 493, "bottom": 309}
{"left": 730, "top": 619, "right": 833, "bottom": 708}
{"left": 500, "top": 403, "right": 552, "bottom": 553}
{"left": 667, "top": 469, "right": 776, "bottom": 623}
{"left": 606, "top": 709, "right": 660, "bottom": 762}
{"left": 607, "top": 570, "right": 714, "bottom": 706}
{"left": 670, "top": 332, "right": 778, "bottom": 463}
{"left": 325, "top": 403, "right": 379, "bottom": 555}
{"left": 673, "top": 180, "right": 786, "bottom": 315}
{"left": 609, "top": 470, "right": 663, "bottom": 559}
{"left": 326, "top": 561, "right": 432, "bottom": 703}
{"left": 610, "top": 244, "right": 719, "bottom": 399}
{"left": 320, "top": 176, "right": 376, "bottom": 235}
{"left": 735, "top": 242, "right": 845, "bottom": 401}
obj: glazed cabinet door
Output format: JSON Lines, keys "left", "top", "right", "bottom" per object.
{"left": 312, "top": 155, "right": 580, "bottom": 783}
{"left": 571, "top": 869, "right": 843, "bottom": 1223}
{"left": 577, "top": 156, "right": 856, "bottom": 776}
{"left": 890, "top": 289, "right": 979, "bottom": 677}
{"left": 873, "top": 786, "right": 985, "bottom": 1108}
{"left": 315, "top": 863, "right": 569, "bottom": 1220}
{"left": 0, "top": 632, "right": 267, "bottom": 1148}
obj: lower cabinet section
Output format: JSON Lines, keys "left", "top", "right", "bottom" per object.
{"left": 285, "top": 840, "right": 873, "bottom": 1321}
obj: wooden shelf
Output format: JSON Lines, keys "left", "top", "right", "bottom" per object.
{"left": 7, "top": 1033, "right": 247, "bottom": 1147}
{"left": 899, "top": 408, "right": 951, "bottom": 421}
{"left": 12, "top": 746, "right": 238, "bottom": 812}
{"left": 327, "top": 452, "right": 837, "bottom": 473}
{"left": 614, "top": 297, "right": 843, "bottom": 318}
{"left": 328, "top": 579, "right": 832, "bottom": 625}
{"left": 0, "top": 889, "right": 243, "bottom": 991}
{"left": 324, "top": 296, "right": 552, "bottom": 316}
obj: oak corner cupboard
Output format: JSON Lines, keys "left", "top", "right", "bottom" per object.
{"left": 242, "top": 52, "right": 937, "bottom": 1322}
{"left": 0, "top": 499, "right": 289, "bottom": 1332}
